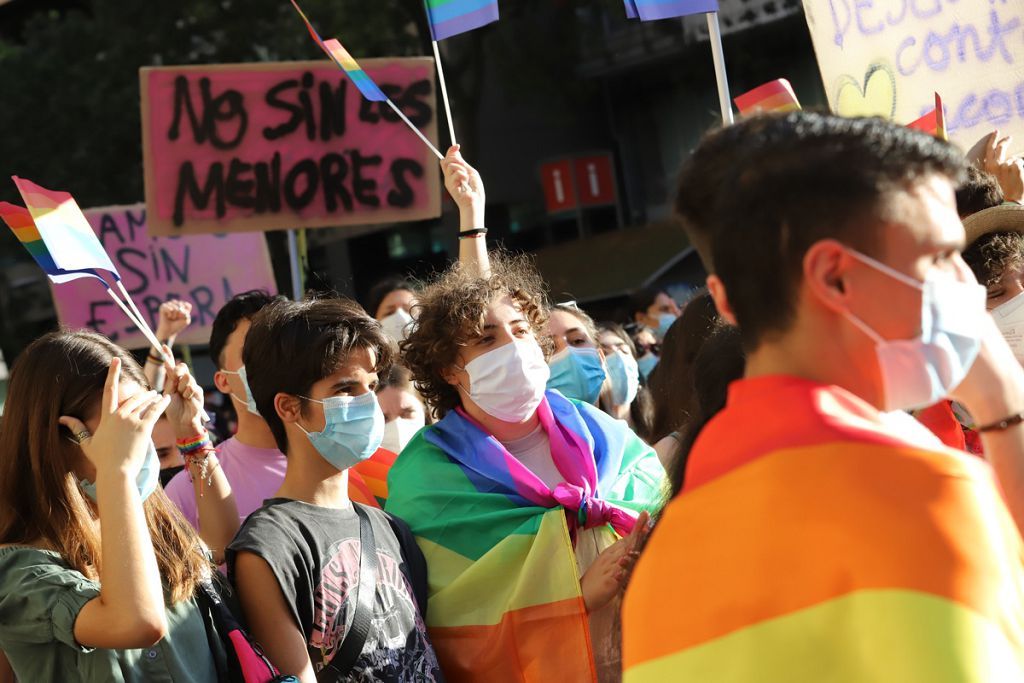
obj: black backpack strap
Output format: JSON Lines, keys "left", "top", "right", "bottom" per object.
{"left": 195, "top": 580, "right": 232, "bottom": 680}
{"left": 323, "top": 503, "right": 378, "bottom": 679}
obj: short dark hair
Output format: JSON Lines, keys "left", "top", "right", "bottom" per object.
{"left": 963, "top": 231, "right": 1024, "bottom": 287}
{"left": 242, "top": 297, "right": 394, "bottom": 453}
{"left": 628, "top": 286, "right": 668, "bottom": 317}
{"left": 675, "top": 114, "right": 810, "bottom": 272}
{"left": 956, "top": 166, "right": 1003, "bottom": 218}
{"left": 365, "top": 276, "right": 415, "bottom": 320}
{"left": 703, "top": 112, "right": 966, "bottom": 349}
{"left": 208, "top": 290, "right": 286, "bottom": 368}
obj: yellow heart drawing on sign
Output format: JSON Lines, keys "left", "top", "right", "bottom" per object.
{"left": 834, "top": 64, "right": 897, "bottom": 120}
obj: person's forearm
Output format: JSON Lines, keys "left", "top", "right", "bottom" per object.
{"left": 181, "top": 428, "right": 239, "bottom": 564}
{"left": 458, "top": 203, "right": 490, "bottom": 279}
{"left": 95, "top": 467, "right": 167, "bottom": 636}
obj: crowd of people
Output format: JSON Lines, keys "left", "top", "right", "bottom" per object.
{"left": 0, "top": 111, "right": 1023, "bottom": 682}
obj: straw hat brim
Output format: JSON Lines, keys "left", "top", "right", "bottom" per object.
{"left": 963, "top": 203, "right": 1024, "bottom": 247}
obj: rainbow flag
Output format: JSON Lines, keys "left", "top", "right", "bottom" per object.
{"left": 385, "top": 392, "right": 665, "bottom": 682}
{"left": 734, "top": 78, "right": 801, "bottom": 115}
{"left": 623, "top": 377, "right": 1024, "bottom": 682}
{"left": 425, "top": 0, "right": 499, "bottom": 41}
{"left": 349, "top": 446, "right": 398, "bottom": 508}
{"left": 0, "top": 201, "right": 107, "bottom": 285}
{"left": 625, "top": 0, "right": 718, "bottom": 21}
{"left": 10, "top": 177, "right": 119, "bottom": 276}
{"left": 288, "top": 0, "right": 387, "bottom": 102}
{"left": 907, "top": 92, "right": 947, "bottom": 141}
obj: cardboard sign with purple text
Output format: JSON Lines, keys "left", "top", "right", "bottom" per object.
{"left": 141, "top": 58, "right": 441, "bottom": 236}
{"left": 51, "top": 204, "right": 276, "bottom": 349}
{"left": 803, "top": 0, "right": 1024, "bottom": 158}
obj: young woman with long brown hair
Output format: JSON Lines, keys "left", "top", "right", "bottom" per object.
{"left": 0, "top": 331, "right": 233, "bottom": 682}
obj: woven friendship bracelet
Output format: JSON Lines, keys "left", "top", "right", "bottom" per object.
{"left": 977, "top": 412, "right": 1024, "bottom": 433}
{"left": 176, "top": 432, "right": 211, "bottom": 455}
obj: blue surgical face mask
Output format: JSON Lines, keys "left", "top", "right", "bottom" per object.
{"left": 547, "top": 346, "right": 607, "bottom": 405}
{"left": 842, "top": 249, "right": 986, "bottom": 412}
{"left": 222, "top": 366, "right": 260, "bottom": 416}
{"left": 297, "top": 391, "right": 384, "bottom": 471}
{"left": 606, "top": 349, "right": 640, "bottom": 406}
{"left": 655, "top": 313, "right": 677, "bottom": 341}
{"left": 79, "top": 441, "right": 160, "bottom": 502}
{"left": 637, "top": 353, "right": 659, "bottom": 380}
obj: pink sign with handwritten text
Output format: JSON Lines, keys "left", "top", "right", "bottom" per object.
{"left": 141, "top": 58, "right": 440, "bottom": 236}
{"left": 51, "top": 204, "right": 277, "bottom": 349}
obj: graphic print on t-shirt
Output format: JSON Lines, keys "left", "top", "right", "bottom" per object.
{"left": 311, "top": 538, "right": 440, "bottom": 682}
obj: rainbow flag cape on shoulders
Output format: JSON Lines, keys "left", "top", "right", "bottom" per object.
{"left": 623, "top": 377, "right": 1024, "bottom": 682}
{"left": 385, "top": 390, "right": 665, "bottom": 682}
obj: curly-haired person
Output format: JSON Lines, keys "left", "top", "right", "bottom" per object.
{"left": 385, "top": 153, "right": 665, "bottom": 683}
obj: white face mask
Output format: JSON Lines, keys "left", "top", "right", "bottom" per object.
{"left": 459, "top": 339, "right": 550, "bottom": 423}
{"left": 843, "top": 249, "right": 986, "bottom": 412}
{"left": 380, "top": 416, "right": 425, "bottom": 454}
{"left": 380, "top": 308, "right": 414, "bottom": 343}
{"left": 992, "top": 291, "right": 1024, "bottom": 364}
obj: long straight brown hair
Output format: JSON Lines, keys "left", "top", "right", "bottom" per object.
{"left": 0, "top": 331, "right": 207, "bottom": 603}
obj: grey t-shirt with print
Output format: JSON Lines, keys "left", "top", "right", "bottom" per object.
{"left": 227, "top": 499, "right": 444, "bottom": 683}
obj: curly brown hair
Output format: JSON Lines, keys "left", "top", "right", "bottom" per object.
{"left": 963, "top": 230, "right": 1024, "bottom": 288}
{"left": 400, "top": 252, "right": 552, "bottom": 417}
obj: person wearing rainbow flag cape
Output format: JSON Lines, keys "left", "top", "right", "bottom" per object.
{"left": 384, "top": 148, "right": 665, "bottom": 682}
{"left": 624, "top": 112, "right": 1024, "bottom": 681}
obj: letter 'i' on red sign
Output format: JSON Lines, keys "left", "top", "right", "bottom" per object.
{"left": 540, "top": 160, "right": 577, "bottom": 214}
{"left": 573, "top": 155, "right": 616, "bottom": 207}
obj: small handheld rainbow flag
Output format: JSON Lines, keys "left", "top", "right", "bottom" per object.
{"left": 907, "top": 93, "right": 947, "bottom": 141}
{"left": 425, "top": 0, "right": 499, "bottom": 41}
{"left": 288, "top": 0, "right": 386, "bottom": 102}
{"left": 289, "top": 0, "right": 442, "bottom": 158}
{"left": 625, "top": 0, "right": 718, "bottom": 21}
{"left": 734, "top": 78, "right": 802, "bottom": 116}
{"left": 0, "top": 202, "right": 105, "bottom": 284}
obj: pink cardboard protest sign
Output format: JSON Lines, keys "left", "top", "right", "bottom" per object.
{"left": 51, "top": 204, "right": 277, "bottom": 349}
{"left": 141, "top": 58, "right": 441, "bottom": 236}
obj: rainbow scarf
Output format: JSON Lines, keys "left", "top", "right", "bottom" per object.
{"left": 623, "top": 377, "right": 1024, "bottom": 682}
{"left": 386, "top": 391, "right": 665, "bottom": 682}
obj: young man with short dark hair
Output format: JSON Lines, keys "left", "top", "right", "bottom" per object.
{"left": 228, "top": 297, "right": 443, "bottom": 682}
{"left": 625, "top": 113, "right": 1024, "bottom": 680}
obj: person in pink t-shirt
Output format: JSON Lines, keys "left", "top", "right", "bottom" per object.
{"left": 166, "top": 290, "right": 288, "bottom": 528}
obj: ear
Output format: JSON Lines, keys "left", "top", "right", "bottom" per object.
{"left": 275, "top": 392, "right": 303, "bottom": 425}
{"left": 802, "top": 239, "right": 854, "bottom": 314}
{"left": 441, "top": 363, "right": 463, "bottom": 388}
{"left": 213, "top": 370, "right": 231, "bottom": 395}
{"left": 706, "top": 274, "right": 738, "bottom": 326}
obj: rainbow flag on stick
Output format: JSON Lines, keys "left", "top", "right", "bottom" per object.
{"left": 907, "top": 92, "right": 948, "bottom": 141}
{"left": 289, "top": 0, "right": 442, "bottom": 158}
{"left": 734, "top": 78, "right": 801, "bottom": 115}
{"left": 625, "top": 0, "right": 718, "bottom": 21}
{"left": 0, "top": 202, "right": 105, "bottom": 284}
{"left": 425, "top": 0, "right": 499, "bottom": 41}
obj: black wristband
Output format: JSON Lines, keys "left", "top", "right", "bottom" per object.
{"left": 459, "top": 228, "right": 488, "bottom": 239}
{"left": 977, "top": 412, "right": 1024, "bottom": 433}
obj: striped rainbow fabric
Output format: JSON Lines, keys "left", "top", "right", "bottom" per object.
{"left": 623, "top": 378, "right": 1024, "bottom": 682}
{"left": 734, "top": 78, "right": 801, "bottom": 115}
{"left": 386, "top": 391, "right": 665, "bottom": 682}
{"left": 289, "top": 0, "right": 387, "bottom": 102}
{"left": 625, "top": 0, "right": 718, "bottom": 21}
{"left": 0, "top": 200, "right": 106, "bottom": 284}
{"left": 349, "top": 447, "right": 398, "bottom": 508}
{"left": 425, "top": 0, "right": 499, "bottom": 41}
{"left": 908, "top": 92, "right": 948, "bottom": 141}
{"left": 7, "top": 177, "right": 118, "bottom": 278}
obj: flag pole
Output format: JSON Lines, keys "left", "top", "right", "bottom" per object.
{"left": 432, "top": 40, "right": 458, "bottom": 147}
{"left": 387, "top": 100, "right": 444, "bottom": 159}
{"left": 286, "top": 229, "right": 303, "bottom": 300}
{"left": 706, "top": 12, "right": 734, "bottom": 126}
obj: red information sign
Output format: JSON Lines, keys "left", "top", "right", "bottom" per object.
{"left": 573, "top": 155, "right": 616, "bottom": 207}
{"left": 540, "top": 159, "right": 576, "bottom": 214}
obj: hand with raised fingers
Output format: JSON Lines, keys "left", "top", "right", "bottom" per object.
{"left": 983, "top": 130, "right": 1024, "bottom": 204}
{"left": 59, "top": 358, "right": 170, "bottom": 478}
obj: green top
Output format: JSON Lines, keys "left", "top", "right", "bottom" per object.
{"left": 0, "top": 546, "right": 219, "bottom": 683}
